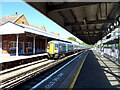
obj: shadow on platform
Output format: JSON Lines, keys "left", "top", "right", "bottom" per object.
{"left": 73, "top": 50, "right": 119, "bottom": 89}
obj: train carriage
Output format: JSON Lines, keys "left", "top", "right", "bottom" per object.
{"left": 46, "top": 40, "right": 88, "bottom": 59}
{"left": 47, "top": 40, "right": 67, "bottom": 58}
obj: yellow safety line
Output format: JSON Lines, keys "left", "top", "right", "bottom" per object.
{"left": 69, "top": 53, "right": 88, "bottom": 90}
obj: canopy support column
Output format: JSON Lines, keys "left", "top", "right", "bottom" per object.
{"left": 45, "top": 38, "right": 47, "bottom": 48}
{"left": 16, "top": 34, "right": 19, "bottom": 56}
{"left": 0, "top": 35, "right": 2, "bottom": 56}
{"left": 33, "top": 36, "right": 36, "bottom": 54}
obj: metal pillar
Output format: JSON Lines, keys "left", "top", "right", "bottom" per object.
{"left": 16, "top": 34, "right": 19, "bottom": 56}
{"left": 33, "top": 36, "right": 36, "bottom": 54}
{"left": 45, "top": 38, "right": 47, "bottom": 48}
{"left": 0, "top": 35, "right": 2, "bottom": 56}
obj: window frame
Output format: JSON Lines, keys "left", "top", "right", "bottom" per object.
{"left": 9, "top": 41, "right": 16, "bottom": 50}
{"left": 27, "top": 42, "right": 32, "bottom": 49}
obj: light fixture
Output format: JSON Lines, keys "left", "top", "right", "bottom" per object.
{"left": 110, "top": 25, "right": 114, "bottom": 29}
{"left": 118, "top": 17, "right": 120, "bottom": 22}
{"left": 108, "top": 28, "right": 110, "bottom": 32}
{"left": 114, "top": 22, "right": 117, "bottom": 26}
{"left": 116, "top": 21, "right": 119, "bottom": 25}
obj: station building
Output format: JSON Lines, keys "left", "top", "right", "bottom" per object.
{"left": 0, "top": 14, "right": 71, "bottom": 56}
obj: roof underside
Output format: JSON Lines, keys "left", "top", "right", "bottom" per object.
{"left": 25, "top": 2, "right": 120, "bottom": 44}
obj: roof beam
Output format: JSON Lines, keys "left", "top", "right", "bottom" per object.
{"left": 47, "top": 2, "right": 99, "bottom": 12}
{"left": 58, "top": 11, "right": 69, "bottom": 23}
{"left": 72, "top": 28, "right": 107, "bottom": 32}
{"left": 106, "top": 3, "right": 107, "bottom": 16}
{"left": 69, "top": 9, "right": 77, "bottom": 22}
{"left": 77, "top": 36, "right": 95, "bottom": 44}
{"left": 99, "top": 3, "right": 102, "bottom": 19}
{"left": 96, "top": 3, "right": 100, "bottom": 20}
{"left": 76, "top": 34, "right": 99, "bottom": 36}
{"left": 78, "top": 37, "right": 89, "bottom": 44}
{"left": 109, "top": 2, "right": 120, "bottom": 19}
{"left": 65, "top": 19, "right": 116, "bottom": 26}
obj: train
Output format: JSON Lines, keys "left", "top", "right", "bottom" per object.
{"left": 46, "top": 40, "right": 88, "bottom": 59}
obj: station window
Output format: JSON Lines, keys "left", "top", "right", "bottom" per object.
{"left": 22, "top": 22, "right": 24, "bottom": 24}
{"left": 9, "top": 41, "right": 16, "bottom": 50}
{"left": 27, "top": 42, "right": 32, "bottom": 49}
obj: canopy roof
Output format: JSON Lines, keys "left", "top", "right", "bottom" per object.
{"left": 24, "top": 1, "right": 120, "bottom": 44}
{"left": 0, "top": 21, "right": 71, "bottom": 43}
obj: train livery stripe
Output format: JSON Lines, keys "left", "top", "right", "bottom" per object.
{"left": 69, "top": 52, "right": 88, "bottom": 89}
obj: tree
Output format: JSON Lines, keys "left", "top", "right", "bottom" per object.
{"left": 67, "top": 37, "right": 76, "bottom": 42}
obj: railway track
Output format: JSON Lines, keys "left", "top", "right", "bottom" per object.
{"left": 0, "top": 51, "right": 83, "bottom": 89}
{"left": 0, "top": 59, "right": 54, "bottom": 89}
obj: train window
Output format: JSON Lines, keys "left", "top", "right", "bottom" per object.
{"left": 62, "top": 45, "right": 66, "bottom": 50}
{"left": 55, "top": 44, "right": 58, "bottom": 49}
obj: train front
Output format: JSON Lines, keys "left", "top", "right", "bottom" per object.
{"left": 46, "top": 41, "right": 59, "bottom": 58}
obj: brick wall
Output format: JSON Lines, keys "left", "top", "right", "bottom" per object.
{"left": 2, "top": 34, "right": 46, "bottom": 55}
{"left": 36, "top": 39, "right": 45, "bottom": 49}
{"left": 35, "top": 38, "right": 46, "bottom": 53}
{"left": 2, "top": 35, "right": 16, "bottom": 54}
{"left": 2, "top": 34, "right": 33, "bottom": 55}
{"left": 15, "top": 15, "right": 29, "bottom": 25}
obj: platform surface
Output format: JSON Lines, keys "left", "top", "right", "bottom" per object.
{"left": 73, "top": 50, "right": 120, "bottom": 89}
{"left": 31, "top": 51, "right": 88, "bottom": 89}
{"left": 0, "top": 53, "right": 47, "bottom": 63}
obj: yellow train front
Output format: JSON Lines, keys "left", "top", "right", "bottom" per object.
{"left": 46, "top": 40, "right": 59, "bottom": 58}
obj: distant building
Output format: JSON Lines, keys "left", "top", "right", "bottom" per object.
{"left": 0, "top": 14, "right": 68, "bottom": 56}
{"left": 0, "top": 14, "right": 60, "bottom": 36}
{"left": 50, "top": 32, "right": 60, "bottom": 36}
{"left": 0, "top": 14, "right": 29, "bottom": 25}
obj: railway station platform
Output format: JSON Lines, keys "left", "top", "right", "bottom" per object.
{"left": 0, "top": 53, "right": 47, "bottom": 63}
{"left": 0, "top": 53, "right": 47, "bottom": 70}
{"left": 30, "top": 50, "right": 119, "bottom": 89}
{"left": 1, "top": 49, "right": 119, "bottom": 89}
{"left": 73, "top": 50, "right": 120, "bottom": 89}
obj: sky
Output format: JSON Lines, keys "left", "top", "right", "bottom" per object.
{"left": 0, "top": 0, "right": 83, "bottom": 43}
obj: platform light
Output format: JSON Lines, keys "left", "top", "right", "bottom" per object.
{"left": 116, "top": 21, "right": 119, "bottom": 25}
{"left": 114, "top": 21, "right": 119, "bottom": 26}
{"left": 114, "top": 22, "right": 117, "bottom": 26}
{"left": 118, "top": 17, "right": 120, "bottom": 22}
{"left": 110, "top": 25, "right": 114, "bottom": 29}
{"left": 108, "top": 28, "right": 110, "bottom": 32}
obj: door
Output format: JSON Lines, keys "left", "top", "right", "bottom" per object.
{"left": 20, "top": 42, "right": 24, "bottom": 54}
